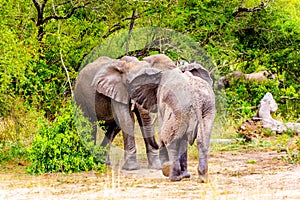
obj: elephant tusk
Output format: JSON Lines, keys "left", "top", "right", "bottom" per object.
{"left": 131, "top": 103, "right": 135, "bottom": 111}
{"left": 151, "top": 114, "right": 157, "bottom": 125}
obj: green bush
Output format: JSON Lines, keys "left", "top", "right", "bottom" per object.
{"left": 0, "top": 141, "right": 28, "bottom": 165}
{"left": 27, "top": 101, "right": 106, "bottom": 174}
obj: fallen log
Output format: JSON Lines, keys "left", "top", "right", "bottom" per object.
{"left": 237, "top": 92, "right": 300, "bottom": 141}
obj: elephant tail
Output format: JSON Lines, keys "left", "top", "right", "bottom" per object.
{"left": 188, "top": 125, "right": 198, "bottom": 145}
{"left": 187, "top": 116, "right": 198, "bottom": 145}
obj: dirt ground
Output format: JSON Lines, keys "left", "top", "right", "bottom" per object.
{"left": 1, "top": 149, "right": 300, "bottom": 200}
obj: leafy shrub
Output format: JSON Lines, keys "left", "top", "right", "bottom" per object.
{"left": 27, "top": 101, "right": 106, "bottom": 174}
{"left": 0, "top": 141, "right": 28, "bottom": 165}
{"left": 275, "top": 133, "right": 300, "bottom": 164}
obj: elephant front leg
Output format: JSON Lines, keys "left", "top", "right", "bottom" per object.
{"left": 134, "top": 106, "right": 161, "bottom": 169}
{"left": 159, "top": 144, "right": 169, "bottom": 166}
{"left": 112, "top": 100, "right": 140, "bottom": 170}
{"left": 122, "top": 132, "right": 140, "bottom": 170}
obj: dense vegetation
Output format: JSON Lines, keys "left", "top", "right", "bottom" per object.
{"left": 0, "top": 0, "right": 299, "bottom": 172}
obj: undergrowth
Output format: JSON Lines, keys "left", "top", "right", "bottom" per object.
{"left": 27, "top": 101, "right": 106, "bottom": 174}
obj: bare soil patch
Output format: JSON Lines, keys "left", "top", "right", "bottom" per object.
{"left": 1, "top": 150, "right": 299, "bottom": 199}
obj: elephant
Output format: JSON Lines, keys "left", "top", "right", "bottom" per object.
{"left": 216, "top": 70, "right": 276, "bottom": 90}
{"left": 74, "top": 54, "right": 176, "bottom": 170}
{"left": 128, "top": 63, "right": 215, "bottom": 182}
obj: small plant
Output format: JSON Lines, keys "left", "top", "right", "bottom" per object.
{"left": 0, "top": 141, "right": 28, "bottom": 164}
{"left": 27, "top": 101, "right": 106, "bottom": 174}
{"left": 246, "top": 159, "right": 257, "bottom": 164}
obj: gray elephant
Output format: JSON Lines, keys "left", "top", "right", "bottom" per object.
{"left": 74, "top": 54, "right": 175, "bottom": 170}
{"left": 128, "top": 64, "right": 215, "bottom": 182}
{"left": 216, "top": 70, "right": 276, "bottom": 90}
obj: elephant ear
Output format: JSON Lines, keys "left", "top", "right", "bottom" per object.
{"left": 92, "top": 60, "right": 129, "bottom": 104}
{"left": 128, "top": 68, "right": 162, "bottom": 111}
{"left": 180, "top": 63, "right": 213, "bottom": 86}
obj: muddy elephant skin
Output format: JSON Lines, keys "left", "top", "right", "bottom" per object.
{"left": 129, "top": 64, "right": 215, "bottom": 182}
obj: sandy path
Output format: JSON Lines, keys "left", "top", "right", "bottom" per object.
{"left": 1, "top": 150, "right": 300, "bottom": 199}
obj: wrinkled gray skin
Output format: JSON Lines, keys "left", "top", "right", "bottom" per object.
{"left": 74, "top": 54, "right": 175, "bottom": 170}
{"left": 129, "top": 64, "right": 215, "bottom": 182}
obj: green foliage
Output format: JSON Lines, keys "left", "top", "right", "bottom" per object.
{"left": 1, "top": 0, "right": 299, "bottom": 170}
{"left": 0, "top": 141, "right": 28, "bottom": 164}
{"left": 27, "top": 101, "right": 106, "bottom": 174}
{"left": 274, "top": 133, "right": 300, "bottom": 164}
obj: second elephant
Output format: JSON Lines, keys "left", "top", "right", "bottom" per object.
{"left": 128, "top": 64, "right": 215, "bottom": 182}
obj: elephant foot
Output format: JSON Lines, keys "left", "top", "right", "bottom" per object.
{"left": 161, "top": 162, "right": 171, "bottom": 177}
{"left": 122, "top": 159, "right": 140, "bottom": 170}
{"left": 162, "top": 162, "right": 190, "bottom": 179}
{"left": 147, "top": 152, "right": 162, "bottom": 170}
{"left": 198, "top": 158, "right": 208, "bottom": 183}
{"left": 198, "top": 169, "right": 208, "bottom": 183}
{"left": 162, "top": 162, "right": 185, "bottom": 181}
{"left": 199, "top": 174, "right": 208, "bottom": 183}
{"left": 170, "top": 175, "right": 182, "bottom": 182}
{"left": 181, "top": 171, "right": 191, "bottom": 179}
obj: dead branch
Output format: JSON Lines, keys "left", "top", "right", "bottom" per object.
{"left": 126, "top": 9, "right": 137, "bottom": 55}
{"left": 203, "top": 0, "right": 273, "bottom": 45}
{"left": 237, "top": 92, "right": 300, "bottom": 141}
{"left": 32, "top": 0, "right": 99, "bottom": 40}
{"left": 232, "top": 1, "right": 272, "bottom": 17}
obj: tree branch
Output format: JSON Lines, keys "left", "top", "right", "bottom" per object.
{"left": 232, "top": 1, "right": 272, "bottom": 17}
{"left": 202, "top": 0, "right": 273, "bottom": 45}
{"left": 44, "top": 5, "right": 85, "bottom": 23}
{"left": 55, "top": 0, "right": 73, "bottom": 8}
{"left": 126, "top": 9, "right": 137, "bottom": 55}
{"left": 32, "top": 0, "right": 40, "bottom": 13}
{"left": 41, "top": 0, "right": 48, "bottom": 13}
{"left": 43, "top": 0, "right": 99, "bottom": 23}
{"left": 102, "top": 14, "right": 140, "bottom": 39}
{"left": 32, "top": 0, "right": 42, "bottom": 25}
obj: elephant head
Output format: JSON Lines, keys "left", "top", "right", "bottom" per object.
{"left": 128, "top": 64, "right": 215, "bottom": 182}
{"left": 143, "top": 54, "right": 176, "bottom": 70}
{"left": 180, "top": 63, "right": 214, "bottom": 87}
{"left": 91, "top": 56, "right": 150, "bottom": 105}
{"left": 92, "top": 54, "right": 176, "bottom": 104}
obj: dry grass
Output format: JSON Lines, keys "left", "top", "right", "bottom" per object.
{"left": 1, "top": 150, "right": 300, "bottom": 199}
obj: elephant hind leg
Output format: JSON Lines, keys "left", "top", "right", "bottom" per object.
{"left": 159, "top": 143, "right": 169, "bottom": 166}
{"left": 178, "top": 138, "right": 190, "bottom": 179}
{"left": 197, "top": 114, "right": 214, "bottom": 183}
{"left": 166, "top": 140, "right": 182, "bottom": 181}
{"left": 163, "top": 148, "right": 190, "bottom": 179}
